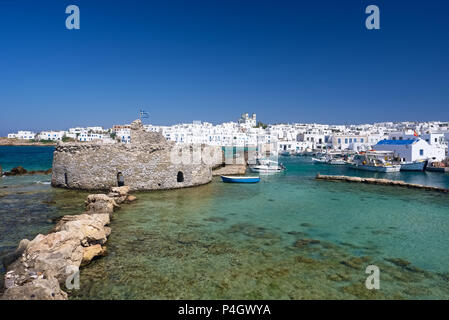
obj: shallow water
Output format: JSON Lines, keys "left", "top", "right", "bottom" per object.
{"left": 2, "top": 149, "right": 449, "bottom": 299}
{"left": 0, "top": 174, "right": 89, "bottom": 268}
{"left": 69, "top": 157, "right": 449, "bottom": 299}
{"left": 0, "top": 146, "right": 88, "bottom": 277}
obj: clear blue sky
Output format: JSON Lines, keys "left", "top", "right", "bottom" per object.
{"left": 1, "top": 0, "right": 448, "bottom": 135}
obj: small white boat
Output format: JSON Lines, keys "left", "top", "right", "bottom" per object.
{"left": 312, "top": 157, "right": 328, "bottom": 164}
{"left": 328, "top": 159, "right": 347, "bottom": 165}
{"left": 312, "top": 155, "right": 346, "bottom": 165}
{"left": 249, "top": 159, "right": 285, "bottom": 173}
{"left": 400, "top": 160, "right": 428, "bottom": 171}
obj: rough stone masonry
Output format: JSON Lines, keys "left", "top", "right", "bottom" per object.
{"left": 51, "top": 119, "right": 222, "bottom": 191}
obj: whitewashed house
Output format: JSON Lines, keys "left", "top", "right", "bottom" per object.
{"left": 331, "top": 133, "right": 369, "bottom": 151}
{"left": 17, "top": 131, "right": 36, "bottom": 140}
{"left": 421, "top": 132, "right": 446, "bottom": 146}
{"left": 298, "top": 130, "right": 327, "bottom": 150}
{"left": 388, "top": 130, "right": 418, "bottom": 141}
{"left": 77, "top": 132, "right": 105, "bottom": 142}
{"left": 37, "top": 131, "right": 66, "bottom": 141}
{"left": 115, "top": 129, "right": 131, "bottom": 143}
{"left": 7, "top": 131, "right": 36, "bottom": 140}
{"left": 69, "top": 127, "right": 85, "bottom": 134}
{"left": 86, "top": 126, "right": 104, "bottom": 133}
{"left": 374, "top": 139, "right": 445, "bottom": 162}
{"left": 444, "top": 132, "right": 449, "bottom": 145}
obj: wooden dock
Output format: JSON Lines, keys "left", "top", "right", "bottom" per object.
{"left": 315, "top": 174, "right": 449, "bottom": 193}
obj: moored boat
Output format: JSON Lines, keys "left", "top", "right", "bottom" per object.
{"left": 349, "top": 163, "right": 401, "bottom": 172}
{"left": 400, "top": 160, "right": 428, "bottom": 171}
{"left": 328, "top": 159, "right": 347, "bottom": 165}
{"left": 312, "top": 156, "right": 328, "bottom": 164}
{"left": 221, "top": 176, "right": 260, "bottom": 183}
{"left": 249, "top": 159, "right": 286, "bottom": 173}
{"left": 349, "top": 151, "right": 401, "bottom": 173}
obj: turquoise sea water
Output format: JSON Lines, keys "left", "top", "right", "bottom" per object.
{"left": 70, "top": 156, "right": 449, "bottom": 299}
{"left": 0, "top": 146, "right": 54, "bottom": 172}
{"left": 1, "top": 148, "right": 449, "bottom": 299}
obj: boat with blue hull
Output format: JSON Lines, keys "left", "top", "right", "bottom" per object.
{"left": 221, "top": 176, "right": 260, "bottom": 183}
{"left": 400, "top": 160, "right": 428, "bottom": 171}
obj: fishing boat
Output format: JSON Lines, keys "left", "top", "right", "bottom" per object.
{"left": 249, "top": 159, "right": 286, "bottom": 173}
{"left": 312, "top": 156, "right": 328, "bottom": 164}
{"left": 349, "top": 151, "right": 401, "bottom": 172}
{"left": 221, "top": 176, "right": 260, "bottom": 183}
{"left": 312, "top": 156, "right": 346, "bottom": 165}
{"left": 400, "top": 160, "right": 428, "bottom": 171}
{"left": 328, "top": 158, "right": 347, "bottom": 165}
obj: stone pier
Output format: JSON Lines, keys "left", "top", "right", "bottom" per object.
{"left": 315, "top": 174, "right": 449, "bottom": 193}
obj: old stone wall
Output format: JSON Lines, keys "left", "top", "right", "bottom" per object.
{"left": 52, "top": 143, "right": 216, "bottom": 191}
{"left": 51, "top": 120, "right": 221, "bottom": 191}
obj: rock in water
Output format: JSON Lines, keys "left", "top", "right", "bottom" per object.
{"left": 85, "top": 194, "right": 118, "bottom": 214}
{"left": 294, "top": 239, "right": 320, "bottom": 248}
{"left": 111, "top": 186, "right": 130, "bottom": 196}
{"left": 5, "top": 166, "right": 27, "bottom": 176}
{"left": 1, "top": 277, "right": 67, "bottom": 300}
{"left": 81, "top": 244, "right": 107, "bottom": 267}
{"left": 22, "top": 231, "right": 85, "bottom": 284}
{"left": 1, "top": 239, "right": 30, "bottom": 269}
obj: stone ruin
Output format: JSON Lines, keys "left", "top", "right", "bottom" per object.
{"left": 51, "top": 120, "right": 222, "bottom": 191}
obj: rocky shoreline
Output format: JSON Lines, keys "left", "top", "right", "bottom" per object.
{"left": 1, "top": 166, "right": 52, "bottom": 177}
{"left": 0, "top": 186, "right": 136, "bottom": 300}
{"left": 0, "top": 138, "right": 56, "bottom": 146}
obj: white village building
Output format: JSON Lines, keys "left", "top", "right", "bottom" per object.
{"left": 330, "top": 133, "right": 370, "bottom": 151}
{"left": 374, "top": 139, "right": 445, "bottom": 162}
{"left": 7, "top": 131, "right": 36, "bottom": 140}
{"left": 37, "top": 131, "right": 66, "bottom": 141}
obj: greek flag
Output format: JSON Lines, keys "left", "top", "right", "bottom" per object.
{"left": 139, "top": 109, "right": 149, "bottom": 119}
